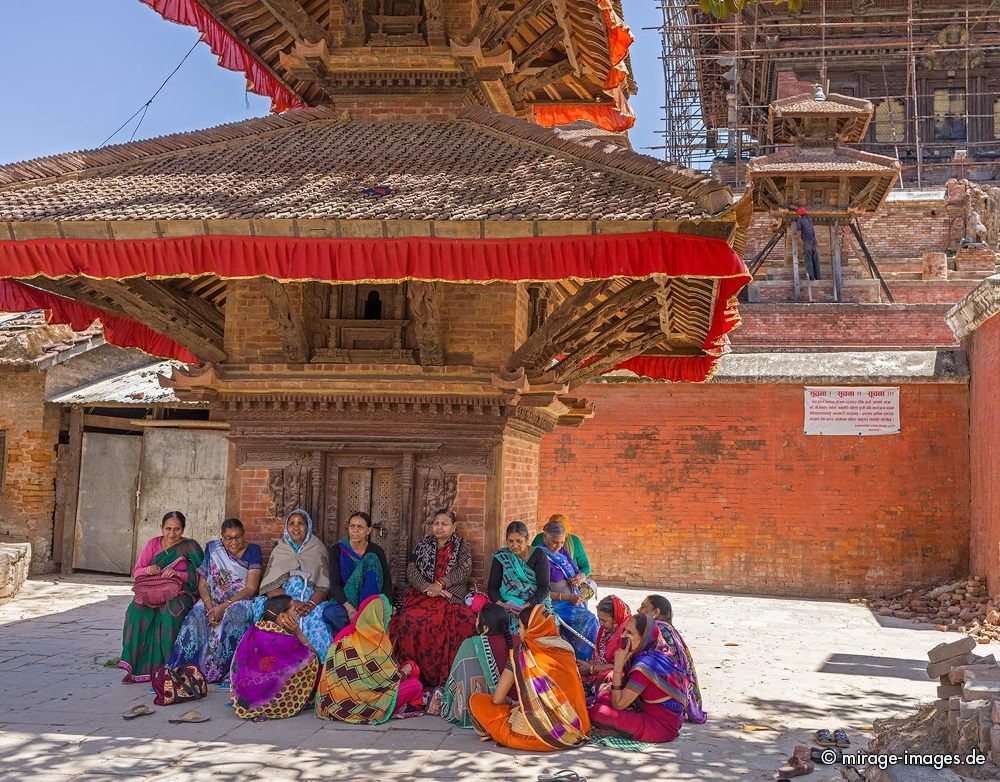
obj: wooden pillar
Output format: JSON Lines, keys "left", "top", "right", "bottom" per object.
{"left": 790, "top": 221, "right": 801, "bottom": 302}
{"left": 832, "top": 220, "right": 844, "bottom": 302}
{"left": 60, "top": 407, "right": 84, "bottom": 574}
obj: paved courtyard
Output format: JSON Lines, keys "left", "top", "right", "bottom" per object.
{"left": 0, "top": 575, "right": 987, "bottom": 782}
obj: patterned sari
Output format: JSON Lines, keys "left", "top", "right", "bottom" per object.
{"left": 589, "top": 617, "right": 689, "bottom": 743}
{"left": 168, "top": 539, "right": 261, "bottom": 682}
{"left": 441, "top": 633, "right": 508, "bottom": 729}
{"left": 584, "top": 595, "right": 630, "bottom": 688}
{"left": 493, "top": 547, "right": 551, "bottom": 635}
{"left": 322, "top": 540, "right": 387, "bottom": 634}
{"left": 469, "top": 605, "right": 590, "bottom": 752}
{"left": 544, "top": 547, "right": 599, "bottom": 661}
{"left": 120, "top": 537, "right": 204, "bottom": 682}
{"left": 231, "top": 619, "right": 319, "bottom": 721}
{"left": 252, "top": 509, "right": 333, "bottom": 658}
{"left": 316, "top": 595, "right": 421, "bottom": 724}
{"left": 655, "top": 619, "right": 707, "bottom": 724}
{"left": 390, "top": 534, "right": 477, "bottom": 687}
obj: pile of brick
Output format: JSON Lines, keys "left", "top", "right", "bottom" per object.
{"left": 856, "top": 576, "right": 1000, "bottom": 643}
{"left": 928, "top": 635, "right": 1000, "bottom": 761}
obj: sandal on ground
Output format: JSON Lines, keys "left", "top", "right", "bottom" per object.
{"left": 811, "top": 747, "right": 843, "bottom": 764}
{"left": 777, "top": 745, "right": 815, "bottom": 778}
{"left": 833, "top": 729, "right": 850, "bottom": 748}
{"left": 122, "top": 704, "right": 153, "bottom": 720}
{"left": 812, "top": 729, "right": 836, "bottom": 747}
{"left": 539, "top": 772, "right": 586, "bottom": 782}
{"left": 167, "top": 709, "right": 211, "bottom": 724}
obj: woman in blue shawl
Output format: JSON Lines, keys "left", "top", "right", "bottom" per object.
{"left": 251, "top": 508, "right": 334, "bottom": 659}
{"left": 321, "top": 511, "right": 393, "bottom": 635}
{"left": 540, "top": 518, "right": 599, "bottom": 660}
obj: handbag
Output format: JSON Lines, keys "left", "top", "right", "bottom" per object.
{"left": 133, "top": 573, "right": 183, "bottom": 607}
{"left": 151, "top": 664, "right": 208, "bottom": 706}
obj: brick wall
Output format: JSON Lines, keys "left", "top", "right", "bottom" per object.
{"left": 439, "top": 282, "right": 522, "bottom": 366}
{"left": 538, "top": 382, "right": 970, "bottom": 598}
{"left": 224, "top": 279, "right": 287, "bottom": 363}
{"left": 452, "top": 473, "right": 488, "bottom": 585}
{"left": 969, "top": 315, "right": 1000, "bottom": 594}
{"left": 501, "top": 430, "right": 541, "bottom": 530}
{"left": 237, "top": 469, "right": 282, "bottom": 563}
{"left": 0, "top": 370, "right": 59, "bottom": 568}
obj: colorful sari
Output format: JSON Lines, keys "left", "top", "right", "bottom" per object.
{"left": 655, "top": 619, "right": 707, "bottom": 724}
{"left": 584, "top": 595, "right": 630, "bottom": 688}
{"left": 252, "top": 509, "right": 333, "bottom": 658}
{"left": 231, "top": 619, "right": 319, "bottom": 721}
{"left": 589, "top": 617, "right": 689, "bottom": 743}
{"left": 544, "top": 547, "right": 599, "bottom": 661}
{"left": 120, "top": 536, "right": 204, "bottom": 683}
{"left": 469, "top": 605, "right": 590, "bottom": 752}
{"left": 390, "top": 534, "right": 477, "bottom": 687}
{"left": 441, "top": 633, "right": 508, "bottom": 729}
{"left": 168, "top": 539, "right": 261, "bottom": 682}
{"left": 493, "top": 547, "right": 552, "bottom": 635}
{"left": 321, "top": 539, "right": 387, "bottom": 634}
{"left": 316, "top": 594, "right": 422, "bottom": 724}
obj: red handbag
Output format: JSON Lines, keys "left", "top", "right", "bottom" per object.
{"left": 132, "top": 573, "right": 183, "bottom": 607}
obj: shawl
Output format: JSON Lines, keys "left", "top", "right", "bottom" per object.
{"left": 510, "top": 605, "right": 588, "bottom": 749}
{"left": 231, "top": 620, "right": 314, "bottom": 709}
{"left": 629, "top": 617, "right": 690, "bottom": 710}
{"left": 655, "top": 619, "right": 707, "bottom": 723}
{"left": 494, "top": 547, "right": 538, "bottom": 606}
{"left": 412, "top": 533, "right": 461, "bottom": 584}
{"left": 441, "top": 633, "right": 504, "bottom": 728}
{"left": 259, "top": 509, "right": 330, "bottom": 595}
{"left": 315, "top": 594, "right": 402, "bottom": 724}
{"left": 338, "top": 539, "right": 384, "bottom": 607}
{"left": 198, "top": 539, "right": 261, "bottom": 604}
{"left": 153, "top": 538, "right": 204, "bottom": 595}
{"left": 593, "top": 595, "right": 630, "bottom": 665}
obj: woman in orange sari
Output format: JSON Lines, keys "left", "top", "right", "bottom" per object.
{"left": 468, "top": 604, "right": 589, "bottom": 752}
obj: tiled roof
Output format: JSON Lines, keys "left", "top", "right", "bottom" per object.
{"left": 0, "top": 108, "right": 730, "bottom": 223}
{"left": 47, "top": 360, "right": 196, "bottom": 405}
{"left": 748, "top": 146, "right": 899, "bottom": 174}
{"left": 770, "top": 92, "right": 873, "bottom": 116}
{"left": 0, "top": 310, "right": 102, "bottom": 367}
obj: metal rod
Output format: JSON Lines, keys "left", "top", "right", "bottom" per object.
{"left": 849, "top": 221, "right": 896, "bottom": 303}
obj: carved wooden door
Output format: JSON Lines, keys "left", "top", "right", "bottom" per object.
{"left": 326, "top": 456, "right": 409, "bottom": 593}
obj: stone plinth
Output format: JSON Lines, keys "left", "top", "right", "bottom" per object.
{"left": 0, "top": 540, "right": 31, "bottom": 603}
{"left": 922, "top": 251, "right": 949, "bottom": 280}
{"left": 955, "top": 245, "right": 998, "bottom": 272}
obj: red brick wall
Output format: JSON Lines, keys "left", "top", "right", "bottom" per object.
{"left": 237, "top": 469, "right": 282, "bottom": 562}
{"left": 501, "top": 430, "right": 541, "bottom": 529}
{"left": 969, "top": 315, "right": 1000, "bottom": 595}
{"left": 0, "top": 370, "right": 59, "bottom": 568}
{"left": 733, "top": 304, "right": 959, "bottom": 348}
{"left": 452, "top": 473, "right": 488, "bottom": 585}
{"left": 538, "top": 382, "right": 970, "bottom": 598}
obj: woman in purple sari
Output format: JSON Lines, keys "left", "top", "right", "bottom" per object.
{"left": 638, "top": 594, "right": 706, "bottom": 724}
{"left": 231, "top": 595, "right": 320, "bottom": 721}
{"left": 540, "top": 518, "right": 599, "bottom": 661}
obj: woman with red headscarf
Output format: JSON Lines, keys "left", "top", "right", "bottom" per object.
{"left": 579, "top": 595, "right": 630, "bottom": 690}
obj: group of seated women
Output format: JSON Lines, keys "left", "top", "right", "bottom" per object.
{"left": 118, "top": 509, "right": 705, "bottom": 748}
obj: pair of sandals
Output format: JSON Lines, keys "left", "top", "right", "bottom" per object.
{"left": 122, "top": 704, "right": 210, "bottom": 724}
{"left": 538, "top": 772, "right": 586, "bottom": 782}
{"left": 776, "top": 730, "right": 852, "bottom": 779}
{"left": 813, "top": 728, "right": 850, "bottom": 748}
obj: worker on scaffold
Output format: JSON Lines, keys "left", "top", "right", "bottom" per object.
{"left": 794, "top": 207, "right": 820, "bottom": 281}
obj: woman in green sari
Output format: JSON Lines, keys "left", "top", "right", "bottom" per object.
{"left": 120, "top": 511, "right": 204, "bottom": 682}
{"left": 486, "top": 521, "right": 551, "bottom": 635}
{"left": 441, "top": 603, "right": 511, "bottom": 728}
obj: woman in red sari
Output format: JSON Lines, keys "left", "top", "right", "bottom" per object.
{"left": 579, "top": 595, "right": 630, "bottom": 690}
{"left": 390, "top": 509, "right": 476, "bottom": 688}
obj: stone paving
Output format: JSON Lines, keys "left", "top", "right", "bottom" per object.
{"left": 0, "top": 575, "right": 992, "bottom": 782}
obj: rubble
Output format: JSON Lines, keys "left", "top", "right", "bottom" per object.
{"left": 857, "top": 576, "right": 1000, "bottom": 644}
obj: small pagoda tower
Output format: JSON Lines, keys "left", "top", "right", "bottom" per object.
{"left": 746, "top": 86, "right": 901, "bottom": 302}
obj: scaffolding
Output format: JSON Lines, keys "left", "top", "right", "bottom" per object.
{"left": 654, "top": 0, "right": 1000, "bottom": 186}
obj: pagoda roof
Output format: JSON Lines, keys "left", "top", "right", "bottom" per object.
{"left": 748, "top": 146, "right": 898, "bottom": 175}
{"left": 0, "top": 107, "right": 731, "bottom": 224}
{"left": 768, "top": 92, "right": 874, "bottom": 145}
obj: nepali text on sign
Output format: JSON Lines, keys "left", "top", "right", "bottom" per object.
{"left": 803, "top": 387, "right": 900, "bottom": 436}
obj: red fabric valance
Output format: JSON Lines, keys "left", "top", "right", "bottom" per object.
{"left": 0, "top": 232, "right": 748, "bottom": 380}
{"left": 0, "top": 280, "right": 196, "bottom": 363}
{"left": 139, "top": 0, "right": 305, "bottom": 114}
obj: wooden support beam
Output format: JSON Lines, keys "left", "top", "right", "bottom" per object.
{"left": 654, "top": 275, "right": 673, "bottom": 338}
{"left": 260, "top": 0, "right": 328, "bottom": 43}
{"left": 513, "top": 58, "right": 573, "bottom": 100}
{"left": 407, "top": 281, "right": 445, "bottom": 365}
{"left": 507, "top": 280, "right": 609, "bottom": 369}
{"left": 24, "top": 278, "right": 226, "bottom": 363}
{"left": 339, "top": 0, "right": 366, "bottom": 45}
{"left": 260, "top": 279, "right": 310, "bottom": 362}
{"left": 513, "top": 25, "right": 563, "bottom": 70}
{"left": 549, "top": 280, "right": 657, "bottom": 350}
{"left": 562, "top": 330, "right": 669, "bottom": 389}
{"left": 123, "top": 279, "right": 224, "bottom": 344}
{"left": 552, "top": 298, "right": 661, "bottom": 382}
{"left": 60, "top": 407, "right": 84, "bottom": 574}
{"left": 460, "top": 0, "right": 502, "bottom": 46}
{"left": 485, "top": 0, "right": 552, "bottom": 47}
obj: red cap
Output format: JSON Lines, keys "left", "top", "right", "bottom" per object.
{"left": 797, "top": 207, "right": 807, "bottom": 215}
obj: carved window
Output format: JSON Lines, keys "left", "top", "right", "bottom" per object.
{"left": 933, "top": 88, "right": 966, "bottom": 141}
{"left": 363, "top": 291, "right": 383, "bottom": 320}
{"left": 873, "top": 99, "right": 904, "bottom": 142}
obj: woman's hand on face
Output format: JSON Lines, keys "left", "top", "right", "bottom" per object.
{"left": 613, "top": 648, "right": 631, "bottom": 671}
{"left": 277, "top": 613, "right": 298, "bottom": 634}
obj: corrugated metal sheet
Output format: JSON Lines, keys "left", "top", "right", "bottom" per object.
{"left": 47, "top": 360, "right": 203, "bottom": 406}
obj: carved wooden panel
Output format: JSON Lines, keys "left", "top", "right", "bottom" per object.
{"left": 268, "top": 464, "right": 314, "bottom": 521}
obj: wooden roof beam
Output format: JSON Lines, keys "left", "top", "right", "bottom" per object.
{"left": 259, "top": 279, "right": 309, "bottom": 363}
{"left": 485, "top": 0, "right": 553, "bottom": 48}
{"left": 260, "top": 0, "right": 329, "bottom": 45}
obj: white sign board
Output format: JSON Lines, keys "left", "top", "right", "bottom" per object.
{"left": 804, "top": 387, "right": 900, "bottom": 436}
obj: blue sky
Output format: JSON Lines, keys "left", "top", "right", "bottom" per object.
{"left": 0, "top": 1, "right": 664, "bottom": 165}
